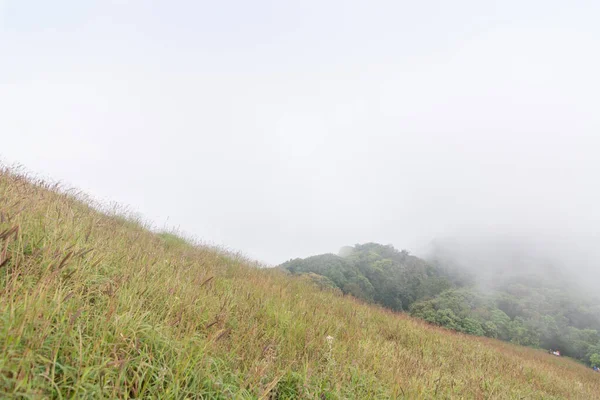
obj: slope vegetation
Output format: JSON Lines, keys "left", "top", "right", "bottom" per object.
{"left": 0, "top": 169, "right": 599, "bottom": 399}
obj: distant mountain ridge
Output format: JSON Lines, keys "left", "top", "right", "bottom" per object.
{"left": 280, "top": 242, "right": 600, "bottom": 368}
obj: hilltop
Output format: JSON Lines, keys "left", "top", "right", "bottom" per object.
{"left": 1, "top": 168, "right": 599, "bottom": 399}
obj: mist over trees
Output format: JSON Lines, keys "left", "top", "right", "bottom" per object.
{"left": 280, "top": 242, "right": 600, "bottom": 367}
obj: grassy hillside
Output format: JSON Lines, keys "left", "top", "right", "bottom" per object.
{"left": 0, "top": 169, "right": 599, "bottom": 399}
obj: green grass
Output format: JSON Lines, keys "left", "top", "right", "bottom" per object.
{"left": 0, "top": 168, "right": 599, "bottom": 399}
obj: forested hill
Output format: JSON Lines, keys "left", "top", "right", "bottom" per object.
{"left": 280, "top": 243, "right": 450, "bottom": 311}
{"left": 279, "top": 243, "right": 600, "bottom": 368}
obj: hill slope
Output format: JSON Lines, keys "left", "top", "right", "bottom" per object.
{"left": 1, "top": 169, "right": 599, "bottom": 399}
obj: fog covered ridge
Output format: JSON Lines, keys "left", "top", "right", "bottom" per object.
{"left": 425, "top": 234, "right": 600, "bottom": 294}
{"left": 281, "top": 242, "right": 600, "bottom": 366}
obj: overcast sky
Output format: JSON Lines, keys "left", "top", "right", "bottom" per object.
{"left": 1, "top": 1, "right": 599, "bottom": 268}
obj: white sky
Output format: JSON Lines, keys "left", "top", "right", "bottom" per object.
{"left": 1, "top": 1, "right": 600, "bottom": 268}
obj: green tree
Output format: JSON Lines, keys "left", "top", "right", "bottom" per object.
{"left": 460, "top": 317, "right": 485, "bottom": 336}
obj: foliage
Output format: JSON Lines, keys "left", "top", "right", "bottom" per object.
{"left": 283, "top": 254, "right": 375, "bottom": 300}
{"left": 280, "top": 243, "right": 450, "bottom": 311}
{"left": 300, "top": 272, "right": 343, "bottom": 294}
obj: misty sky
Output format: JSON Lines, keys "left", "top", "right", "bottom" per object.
{"left": 1, "top": 1, "right": 599, "bottom": 268}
